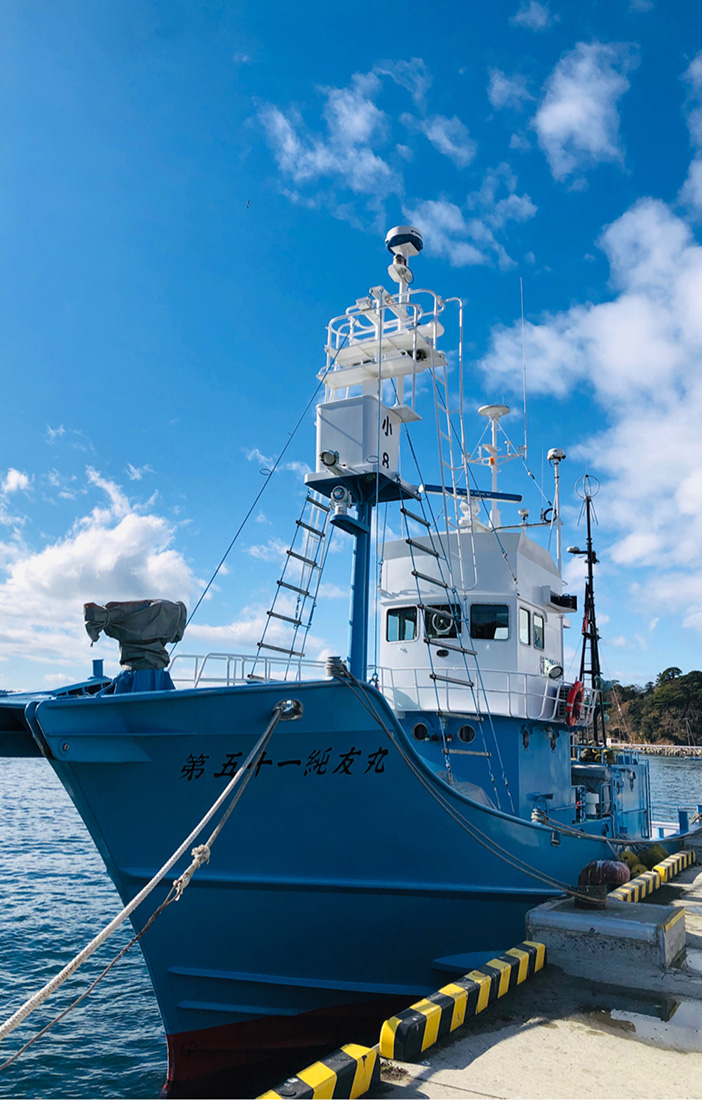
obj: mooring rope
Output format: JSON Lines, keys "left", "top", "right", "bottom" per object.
{"left": 0, "top": 701, "right": 286, "bottom": 1052}
{"left": 329, "top": 664, "right": 617, "bottom": 905}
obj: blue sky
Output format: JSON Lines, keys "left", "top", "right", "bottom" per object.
{"left": 1, "top": 0, "right": 701, "bottom": 690}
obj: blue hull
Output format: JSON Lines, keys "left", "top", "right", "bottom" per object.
{"left": 27, "top": 679, "right": 622, "bottom": 1094}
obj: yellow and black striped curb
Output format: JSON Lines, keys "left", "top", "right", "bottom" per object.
{"left": 258, "top": 1043, "right": 379, "bottom": 1099}
{"left": 378, "top": 940, "right": 546, "bottom": 1063}
{"left": 610, "top": 849, "right": 696, "bottom": 903}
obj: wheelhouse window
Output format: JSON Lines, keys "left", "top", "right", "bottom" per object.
{"left": 387, "top": 606, "right": 417, "bottom": 642}
{"left": 470, "top": 604, "right": 509, "bottom": 641}
{"left": 533, "top": 612, "right": 545, "bottom": 650}
{"left": 519, "top": 607, "right": 530, "bottom": 646}
{"left": 424, "top": 604, "right": 460, "bottom": 640}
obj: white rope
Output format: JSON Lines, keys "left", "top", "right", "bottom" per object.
{"left": 0, "top": 701, "right": 285, "bottom": 1045}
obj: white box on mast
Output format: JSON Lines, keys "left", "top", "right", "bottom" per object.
{"left": 316, "top": 396, "right": 401, "bottom": 477}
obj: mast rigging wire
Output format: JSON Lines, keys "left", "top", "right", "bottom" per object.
{"left": 175, "top": 336, "right": 348, "bottom": 645}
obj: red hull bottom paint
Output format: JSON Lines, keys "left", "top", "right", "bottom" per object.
{"left": 163, "top": 994, "right": 412, "bottom": 1099}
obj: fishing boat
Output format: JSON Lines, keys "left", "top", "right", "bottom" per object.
{"left": 0, "top": 661, "right": 110, "bottom": 758}
{"left": 10, "top": 227, "right": 697, "bottom": 1097}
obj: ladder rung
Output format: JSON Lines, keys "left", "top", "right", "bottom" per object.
{"left": 400, "top": 506, "right": 430, "bottom": 528}
{"left": 406, "top": 538, "right": 439, "bottom": 558}
{"left": 412, "top": 570, "right": 449, "bottom": 589}
{"left": 424, "top": 639, "right": 476, "bottom": 656}
{"left": 430, "top": 673, "right": 474, "bottom": 688}
{"left": 296, "top": 519, "right": 325, "bottom": 535}
{"left": 448, "top": 748, "right": 491, "bottom": 757}
{"left": 437, "top": 712, "right": 484, "bottom": 721}
{"left": 306, "top": 495, "right": 330, "bottom": 512}
{"left": 257, "top": 642, "right": 305, "bottom": 657}
{"left": 277, "top": 580, "right": 312, "bottom": 597}
{"left": 267, "top": 611, "right": 303, "bottom": 626}
{"left": 287, "top": 550, "right": 320, "bottom": 568}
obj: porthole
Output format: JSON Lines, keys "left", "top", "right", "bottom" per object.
{"left": 458, "top": 725, "right": 476, "bottom": 743}
{"left": 413, "top": 722, "right": 429, "bottom": 741}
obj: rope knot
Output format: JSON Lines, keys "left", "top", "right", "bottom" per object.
{"left": 173, "top": 844, "right": 211, "bottom": 900}
{"left": 191, "top": 843, "right": 211, "bottom": 866}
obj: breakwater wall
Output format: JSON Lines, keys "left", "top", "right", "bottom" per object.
{"left": 610, "top": 741, "right": 702, "bottom": 758}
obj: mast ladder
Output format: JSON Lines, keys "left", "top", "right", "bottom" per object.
{"left": 255, "top": 491, "right": 331, "bottom": 668}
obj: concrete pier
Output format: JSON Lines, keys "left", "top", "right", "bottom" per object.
{"left": 526, "top": 896, "right": 686, "bottom": 982}
{"left": 378, "top": 859, "right": 702, "bottom": 1099}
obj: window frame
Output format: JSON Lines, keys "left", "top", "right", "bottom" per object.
{"left": 469, "top": 602, "right": 510, "bottom": 642}
{"left": 518, "top": 606, "right": 531, "bottom": 646}
{"left": 533, "top": 612, "right": 545, "bottom": 650}
{"left": 423, "top": 603, "right": 461, "bottom": 641}
{"left": 386, "top": 605, "right": 418, "bottom": 643}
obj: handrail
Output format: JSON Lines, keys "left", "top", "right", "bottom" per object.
{"left": 170, "top": 652, "right": 327, "bottom": 688}
{"left": 169, "top": 650, "right": 595, "bottom": 726}
{"left": 376, "top": 664, "right": 595, "bottom": 725}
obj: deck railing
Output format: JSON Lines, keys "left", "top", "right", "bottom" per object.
{"left": 169, "top": 652, "right": 328, "bottom": 688}
{"left": 169, "top": 651, "right": 595, "bottom": 727}
{"left": 376, "top": 664, "right": 595, "bottom": 725}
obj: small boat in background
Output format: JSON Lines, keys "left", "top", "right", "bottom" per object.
{"left": 10, "top": 227, "right": 700, "bottom": 1097}
{"left": 0, "top": 660, "right": 109, "bottom": 758}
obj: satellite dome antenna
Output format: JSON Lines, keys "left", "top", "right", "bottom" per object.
{"left": 385, "top": 225, "right": 423, "bottom": 303}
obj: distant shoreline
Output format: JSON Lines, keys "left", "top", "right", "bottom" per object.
{"left": 609, "top": 741, "right": 702, "bottom": 758}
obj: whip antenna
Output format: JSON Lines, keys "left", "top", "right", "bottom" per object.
{"left": 520, "top": 277, "right": 527, "bottom": 459}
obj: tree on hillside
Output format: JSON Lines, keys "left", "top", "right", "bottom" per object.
{"left": 625, "top": 669, "right": 702, "bottom": 745}
{"left": 610, "top": 681, "right": 643, "bottom": 703}
{"left": 656, "top": 667, "right": 683, "bottom": 685}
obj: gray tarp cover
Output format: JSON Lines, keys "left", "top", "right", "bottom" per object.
{"left": 84, "top": 600, "right": 187, "bottom": 670}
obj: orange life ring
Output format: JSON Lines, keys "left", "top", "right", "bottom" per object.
{"left": 566, "top": 681, "right": 585, "bottom": 727}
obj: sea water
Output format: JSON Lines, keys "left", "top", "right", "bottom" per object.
{"left": 1, "top": 754, "right": 702, "bottom": 1099}
{"left": 0, "top": 760, "right": 164, "bottom": 1100}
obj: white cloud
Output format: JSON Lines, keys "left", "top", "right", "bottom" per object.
{"left": 374, "top": 59, "right": 432, "bottom": 106}
{"left": 46, "top": 425, "right": 65, "bottom": 442}
{"left": 259, "top": 72, "right": 396, "bottom": 210}
{"left": 0, "top": 471, "right": 200, "bottom": 688}
{"left": 406, "top": 200, "right": 488, "bottom": 268}
{"left": 243, "top": 537, "right": 289, "bottom": 562}
{"left": 283, "top": 460, "right": 312, "bottom": 478}
{"left": 318, "top": 582, "right": 348, "bottom": 599}
{"left": 2, "top": 469, "right": 31, "bottom": 494}
{"left": 533, "top": 42, "right": 638, "bottom": 181}
{"left": 469, "top": 163, "right": 537, "bottom": 228}
{"left": 679, "top": 53, "right": 702, "bottom": 218}
{"left": 488, "top": 69, "right": 533, "bottom": 110}
{"left": 478, "top": 196, "right": 702, "bottom": 633}
{"left": 406, "top": 114, "right": 477, "bottom": 167}
{"left": 407, "top": 164, "right": 536, "bottom": 269}
{"left": 126, "top": 463, "right": 154, "bottom": 481}
{"left": 245, "top": 446, "right": 275, "bottom": 467}
{"left": 182, "top": 597, "right": 331, "bottom": 668}
{"left": 510, "top": 1, "right": 556, "bottom": 30}
{"left": 680, "top": 159, "right": 702, "bottom": 216}
{"left": 509, "top": 131, "right": 532, "bottom": 151}
{"left": 491, "top": 192, "right": 537, "bottom": 227}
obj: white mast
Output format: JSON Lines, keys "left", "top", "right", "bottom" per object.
{"left": 548, "top": 447, "right": 566, "bottom": 575}
{"left": 477, "top": 404, "right": 510, "bottom": 527}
